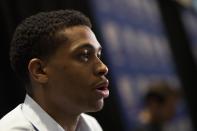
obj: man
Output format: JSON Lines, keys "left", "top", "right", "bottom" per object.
{"left": 0, "top": 9, "right": 109, "bottom": 131}
{"left": 136, "top": 82, "right": 180, "bottom": 131}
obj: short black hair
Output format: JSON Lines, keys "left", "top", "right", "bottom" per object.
{"left": 9, "top": 9, "right": 92, "bottom": 85}
{"left": 144, "top": 82, "right": 180, "bottom": 105}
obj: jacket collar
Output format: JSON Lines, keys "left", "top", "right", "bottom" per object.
{"left": 21, "top": 94, "right": 65, "bottom": 131}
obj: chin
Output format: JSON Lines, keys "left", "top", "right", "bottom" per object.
{"left": 87, "top": 99, "right": 104, "bottom": 112}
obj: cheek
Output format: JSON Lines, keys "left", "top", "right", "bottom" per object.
{"left": 64, "top": 65, "right": 93, "bottom": 84}
{"left": 65, "top": 71, "right": 88, "bottom": 86}
{"left": 55, "top": 68, "right": 91, "bottom": 92}
{"left": 47, "top": 61, "right": 94, "bottom": 94}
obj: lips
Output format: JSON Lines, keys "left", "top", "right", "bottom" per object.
{"left": 95, "top": 80, "right": 109, "bottom": 98}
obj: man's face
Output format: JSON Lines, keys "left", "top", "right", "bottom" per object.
{"left": 43, "top": 26, "right": 109, "bottom": 114}
{"left": 160, "top": 96, "right": 178, "bottom": 121}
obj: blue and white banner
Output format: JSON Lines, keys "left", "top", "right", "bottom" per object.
{"left": 90, "top": 0, "right": 193, "bottom": 130}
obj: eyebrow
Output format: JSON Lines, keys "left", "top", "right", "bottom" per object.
{"left": 72, "top": 43, "right": 102, "bottom": 52}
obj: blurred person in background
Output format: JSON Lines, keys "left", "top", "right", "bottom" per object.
{"left": 136, "top": 82, "right": 181, "bottom": 131}
{"left": 0, "top": 9, "right": 109, "bottom": 131}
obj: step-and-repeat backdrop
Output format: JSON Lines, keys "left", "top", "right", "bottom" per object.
{"left": 90, "top": 0, "right": 193, "bottom": 130}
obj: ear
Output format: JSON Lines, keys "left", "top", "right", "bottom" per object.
{"left": 28, "top": 58, "right": 48, "bottom": 83}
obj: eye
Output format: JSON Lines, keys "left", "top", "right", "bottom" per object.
{"left": 79, "top": 49, "right": 90, "bottom": 62}
{"left": 97, "top": 51, "right": 101, "bottom": 59}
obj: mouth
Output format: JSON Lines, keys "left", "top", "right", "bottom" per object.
{"left": 95, "top": 80, "right": 109, "bottom": 98}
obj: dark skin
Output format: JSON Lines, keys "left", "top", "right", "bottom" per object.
{"left": 140, "top": 95, "right": 178, "bottom": 127}
{"left": 27, "top": 25, "right": 109, "bottom": 131}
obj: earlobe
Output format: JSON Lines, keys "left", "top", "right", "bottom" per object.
{"left": 28, "top": 58, "right": 48, "bottom": 83}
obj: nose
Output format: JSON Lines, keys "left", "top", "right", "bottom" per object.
{"left": 94, "top": 58, "right": 108, "bottom": 76}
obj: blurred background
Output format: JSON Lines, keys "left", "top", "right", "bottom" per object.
{"left": 0, "top": 0, "right": 197, "bottom": 131}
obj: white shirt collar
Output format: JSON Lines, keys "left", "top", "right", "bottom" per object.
{"left": 21, "top": 94, "right": 99, "bottom": 131}
{"left": 21, "top": 94, "right": 65, "bottom": 131}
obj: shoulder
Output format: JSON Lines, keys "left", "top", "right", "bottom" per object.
{"left": 0, "top": 104, "right": 34, "bottom": 131}
{"left": 80, "top": 113, "right": 103, "bottom": 131}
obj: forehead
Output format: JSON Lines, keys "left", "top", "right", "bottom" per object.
{"left": 58, "top": 26, "right": 101, "bottom": 50}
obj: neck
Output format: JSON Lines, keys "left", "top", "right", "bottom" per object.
{"left": 31, "top": 91, "right": 82, "bottom": 131}
{"left": 40, "top": 98, "right": 81, "bottom": 131}
{"left": 55, "top": 112, "right": 80, "bottom": 131}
